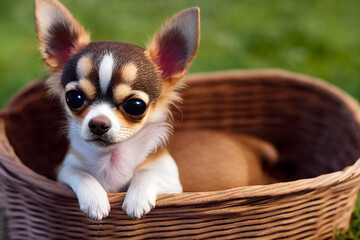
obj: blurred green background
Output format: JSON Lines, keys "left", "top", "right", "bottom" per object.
{"left": 0, "top": 0, "right": 359, "bottom": 108}
{"left": 0, "top": 0, "right": 360, "bottom": 238}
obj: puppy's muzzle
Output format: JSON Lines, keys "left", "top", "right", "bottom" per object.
{"left": 88, "top": 115, "right": 111, "bottom": 136}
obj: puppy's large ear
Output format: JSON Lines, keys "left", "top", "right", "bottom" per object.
{"left": 35, "top": 0, "right": 90, "bottom": 71}
{"left": 146, "top": 7, "right": 200, "bottom": 85}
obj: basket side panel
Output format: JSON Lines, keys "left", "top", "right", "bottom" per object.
{"left": 0, "top": 169, "right": 358, "bottom": 239}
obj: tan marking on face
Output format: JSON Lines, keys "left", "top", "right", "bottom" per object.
{"left": 113, "top": 84, "right": 132, "bottom": 103}
{"left": 77, "top": 56, "right": 92, "bottom": 78}
{"left": 79, "top": 78, "right": 96, "bottom": 99}
{"left": 143, "top": 99, "right": 168, "bottom": 123}
{"left": 71, "top": 106, "right": 90, "bottom": 124}
{"left": 121, "top": 62, "right": 138, "bottom": 83}
{"left": 114, "top": 110, "right": 141, "bottom": 128}
{"left": 147, "top": 80, "right": 182, "bottom": 120}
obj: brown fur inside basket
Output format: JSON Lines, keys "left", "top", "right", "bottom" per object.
{"left": 2, "top": 70, "right": 360, "bottom": 182}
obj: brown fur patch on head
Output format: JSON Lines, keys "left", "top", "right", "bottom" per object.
{"left": 61, "top": 42, "right": 163, "bottom": 104}
{"left": 79, "top": 78, "right": 96, "bottom": 100}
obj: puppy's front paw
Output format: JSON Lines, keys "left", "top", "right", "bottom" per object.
{"left": 77, "top": 186, "right": 111, "bottom": 220}
{"left": 122, "top": 188, "right": 156, "bottom": 219}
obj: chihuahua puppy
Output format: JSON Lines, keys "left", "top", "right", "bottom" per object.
{"left": 35, "top": 0, "right": 199, "bottom": 220}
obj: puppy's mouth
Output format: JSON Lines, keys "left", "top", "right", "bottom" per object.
{"left": 86, "top": 138, "right": 117, "bottom": 147}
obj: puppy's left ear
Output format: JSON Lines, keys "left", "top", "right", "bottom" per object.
{"left": 35, "top": 0, "right": 90, "bottom": 71}
{"left": 146, "top": 7, "right": 200, "bottom": 85}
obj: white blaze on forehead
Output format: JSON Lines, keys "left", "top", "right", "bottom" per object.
{"left": 99, "top": 53, "right": 115, "bottom": 94}
{"left": 77, "top": 56, "right": 92, "bottom": 78}
{"left": 122, "top": 62, "right": 138, "bottom": 83}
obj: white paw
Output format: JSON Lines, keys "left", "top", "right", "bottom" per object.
{"left": 77, "top": 186, "right": 111, "bottom": 220}
{"left": 122, "top": 187, "right": 156, "bottom": 219}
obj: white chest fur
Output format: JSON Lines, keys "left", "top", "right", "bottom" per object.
{"left": 62, "top": 119, "right": 171, "bottom": 193}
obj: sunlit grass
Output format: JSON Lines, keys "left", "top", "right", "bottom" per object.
{"left": 336, "top": 194, "right": 360, "bottom": 239}
{"left": 0, "top": 0, "right": 359, "bottom": 107}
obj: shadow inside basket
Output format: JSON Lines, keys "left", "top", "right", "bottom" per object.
{"left": 2, "top": 70, "right": 360, "bottom": 183}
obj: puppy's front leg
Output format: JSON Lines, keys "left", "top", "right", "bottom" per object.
{"left": 58, "top": 154, "right": 110, "bottom": 220}
{"left": 122, "top": 149, "right": 182, "bottom": 219}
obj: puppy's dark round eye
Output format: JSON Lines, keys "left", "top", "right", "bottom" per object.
{"left": 66, "top": 90, "right": 85, "bottom": 109}
{"left": 123, "top": 98, "right": 146, "bottom": 116}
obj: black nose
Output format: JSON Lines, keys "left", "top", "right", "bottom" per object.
{"left": 88, "top": 115, "right": 111, "bottom": 136}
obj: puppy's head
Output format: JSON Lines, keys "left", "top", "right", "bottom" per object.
{"left": 35, "top": 0, "right": 200, "bottom": 147}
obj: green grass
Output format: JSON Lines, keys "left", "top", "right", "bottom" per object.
{"left": 1, "top": 0, "right": 360, "bottom": 108}
{"left": 0, "top": 0, "right": 360, "bottom": 237}
{"left": 336, "top": 195, "right": 360, "bottom": 239}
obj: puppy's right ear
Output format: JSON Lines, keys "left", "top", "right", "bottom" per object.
{"left": 35, "top": 0, "right": 90, "bottom": 71}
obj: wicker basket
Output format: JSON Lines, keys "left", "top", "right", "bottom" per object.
{"left": 1, "top": 70, "right": 360, "bottom": 239}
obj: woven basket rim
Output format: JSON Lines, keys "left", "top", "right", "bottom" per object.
{"left": 1, "top": 69, "right": 360, "bottom": 207}
{"left": 184, "top": 69, "right": 360, "bottom": 122}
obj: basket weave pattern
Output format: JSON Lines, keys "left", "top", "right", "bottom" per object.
{"left": 1, "top": 70, "right": 360, "bottom": 239}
